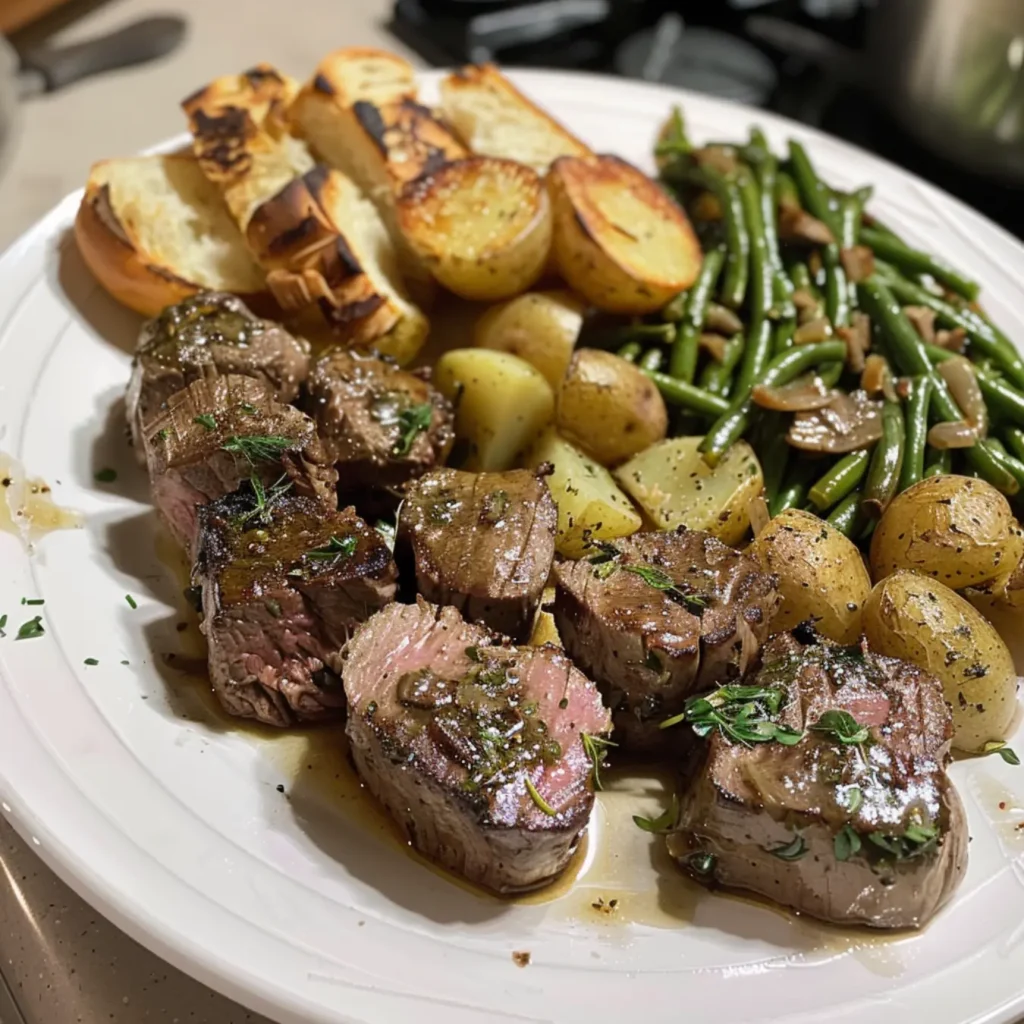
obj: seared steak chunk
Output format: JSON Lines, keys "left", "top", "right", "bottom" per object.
{"left": 343, "top": 600, "right": 610, "bottom": 892}
{"left": 553, "top": 529, "right": 778, "bottom": 751}
{"left": 193, "top": 490, "right": 397, "bottom": 727}
{"left": 670, "top": 630, "right": 968, "bottom": 929}
{"left": 398, "top": 468, "right": 557, "bottom": 641}
{"left": 144, "top": 374, "right": 337, "bottom": 552}
{"left": 126, "top": 292, "right": 310, "bottom": 456}
{"left": 305, "top": 348, "right": 453, "bottom": 507}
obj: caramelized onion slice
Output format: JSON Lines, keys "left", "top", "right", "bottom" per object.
{"left": 752, "top": 373, "right": 835, "bottom": 412}
{"left": 779, "top": 207, "right": 835, "bottom": 247}
{"left": 838, "top": 311, "right": 871, "bottom": 374}
{"left": 788, "top": 390, "right": 884, "bottom": 453}
{"left": 927, "top": 420, "right": 978, "bottom": 450}
{"left": 860, "top": 353, "right": 897, "bottom": 402}
{"left": 840, "top": 245, "right": 875, "bottom": 284}
{"left": 698, "top": 332, "right": 728, "bottom": 363}
{"left": 902, "top": 305, "right": 936, "bottom": 345}
{"left": 937, "top": 355, "right": 988, "bottom": 436}
{"left": 794, "top": 317, "right": 834, "bottom": 345}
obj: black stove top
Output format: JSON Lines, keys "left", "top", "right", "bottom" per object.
{"left": 389, "top": 0, "right": 1024, "bottom": 238}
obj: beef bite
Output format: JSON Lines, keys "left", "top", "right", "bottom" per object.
{"left": 193, "top": 490, "right": 397, "bottom": 727}
{"left": 343, "top": 600, "right": 611, "bottom": 892}
{"left": 304, "top": 348, "right": 453, "bottom": 508}
{"left": 398, "top": 467, "right": 557, "bottom": 641}
{"left": 670, "top": 629, "right": 968, "bottom": 929}
{"left": 553, "top": 529, "right": 778, "bottom": 751}
{"left": 126, "top": 292, "right": 310, "bottom": 456}
{"left": 144, "top": 374, "right": 337, "bottom": 553}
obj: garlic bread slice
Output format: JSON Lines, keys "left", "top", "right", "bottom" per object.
{"left": 439, "top": 64, "right": 592, "bottom": 172}
{"left": 548, "top": 154, "right": 702, "bottom": 314}
{"left": 396, "top": 157, "right": 552, "bottom": 301}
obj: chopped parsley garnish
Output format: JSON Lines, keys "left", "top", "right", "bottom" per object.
{"left": 239, "top": 402, "right": 258, "bottom": 415}
{"left": 94, "top": 467, "right": 117, "bottom": 483}
{"left": 84, "top": 658, "right": 99, "bottom": 666}
{"left": 393, "top": 403, "right": 433, "bottom": 456}
{"left": 581, "top": 732, "right": 616, "bottom": 791}
{"left": 465, "top": 646, "right": 482, "bottom": 662}
{"left": 237, "top": 474, "right": 292, "bottom": 528}
{"left": 125, "top": 594, "right": 138, "bottom": 609}
{"left": 811, "top": 709, "right": 870, "bottom": 746}
{"left": 633, "top": 794, "right": 679, "bottom": 834}
{"left": 524, "top": 776, "right": 556, "bottom": 816}
{"left": 222, "top": 434, "right": 293, "bottom": 464}
{"left": 307, "top": 535, "right": 358, "bottom": 563}
{"left": 193, "top": 413, "right": 218, "bottom": 431}
{"left": 834, "top": 824, "right": 861, "bottom": 861}
{"left": 374, "top": 517, "right": 397, "bottom": 552}
{"left": 766, "top": 835, "right": 807, "bottom": 861}
{"left": 481, "top": 489, "right": 510, "bottom": 523}
{"left": 15, "top": 616, "right": 44, "bottom": 640}
{"left": 983, "top": 740, "right": 1021, "bottom": 766}
{"left": 586, "top": 551, "right": 710, "bottom": 613}
{"left": 867, "top": 820, "right": 939, "bottom": 860}
{"left": 156, "top": 428, "right": 169, "bottom": 442}
{"left": 22, "top": 598, "right": 44, "bottom": 606}
{"left": 265, "top": 599, "right": 282, "bottom": 618}
{"left": 839, "top": 785, "right": 863, "bottom": 815}
{"left": 661, "top": 683, "right": 803, "bottom": 747}
{"left": 0, "top": 613, "right": 6, "bottom": 637}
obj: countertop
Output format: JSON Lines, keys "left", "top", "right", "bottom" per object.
{"left": 0, "top": 2, "right": 419, "bottom": 1021}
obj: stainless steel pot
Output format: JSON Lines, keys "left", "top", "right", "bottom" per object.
{"left": 748, "top": 0, "right": 1024, "bottom": 181}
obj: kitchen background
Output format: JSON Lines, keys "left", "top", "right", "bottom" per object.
{"left": 1, "top": 0, "right": 1022, "bottom": 1020}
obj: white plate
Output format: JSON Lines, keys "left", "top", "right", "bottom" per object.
{"left": 3, "top": 69, "right": 1024, "bottom": 1024}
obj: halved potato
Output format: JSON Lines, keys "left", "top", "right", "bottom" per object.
{"left": 473, "top": 289, "right": 584, "bottom": 389}
{"left": 557, "top": 348, "right": 667, "bottom": 466}
{"left": 434, "top": 349, "right": 554, "bottom": 470}
{"left": 548, "top": 154, "right": 702, "bottom": 314}
{"left": 614, "top": 436, "right": 762, "bottom": 546}
{"left": 396, "top": 157, "right": 552, "bottom": 301}
{"left": 527, "top": 429, "right": 642, "bottom": 558}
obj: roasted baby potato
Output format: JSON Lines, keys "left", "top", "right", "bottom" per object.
{"left": 473, "top": 289, "right": 584, "bottom": 389}
{"left": 548, "top": 154, "right": 702, "bottom": 314}
{"left": 870, "top": 475, "right": 1024, "bottom": 589}
{"left": 396, "top": 156, "right": 552, "bottom": 301}
{"left": 434, "top": 349, "right": 554, "bottom": 471}
{"left": 557, "top": 349, "right": 668, "bottom": 466}
{"left": 748, "top": 508, "right": 872, "bottom": 644}
{"left": 863, "top": 570, "right": 1018, "bottom": 752}
{"left": 527, "top": 429, "right": 642, "bottom": 558}
{"left": 614, "top": 436, "right": 762, "bottom": 546}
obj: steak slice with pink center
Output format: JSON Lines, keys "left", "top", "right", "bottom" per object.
{"left": 553, "top": 528, "right": 779, "bottom": 752}
{"left": 193, "top": 490, "right": 397, "bottom": 727}
{"left": 343, "top": 600, "right": 610, "bottom": 893}
{"left": 144, "top": 373, "right": 337, "bottom": 554}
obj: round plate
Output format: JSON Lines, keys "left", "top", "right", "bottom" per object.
{"left": 3, "top": 69, "right": 1024, "bottom": 1024}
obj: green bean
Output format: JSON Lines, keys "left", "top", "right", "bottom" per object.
{"left": 788, "top": 140, "right": 840, "bottom": 236}
{"left": 699, "top": 340, "right": 846, "bottom": 465}
{"left": 617, "top": 341, "right": 642, "bottom": 362}
{"left": 987, "top": 443, "right": 1024, "bottom": 493}
{"left": 639, "top": 347, "right": 664, "bottom": 372}
{"left": 669, "top": 248, "right": 724, "bottom": 381}
{"left": 700, "top": 334, "right": 744, "bottom": 397}
{"left": 976, "top": 368, "right": 1024, "bottom": 427}
{"left": 1004, "top": 426, "right": 1024, "bottom": 463}
{"left": 862, "top": 226, "right": 979, "bottom": 302}
{"left": 839, "top": 190, "right": 870, "bottom": 250}
{"left": 653, "top": 106, "right": 692, "bottom": 157}
{"left": 770, "top": 459, "right": 818, "bottom": 517}
{"left": 734, "top": 318, "right": 773, "bottom": 399}
{"left": 775, "top": 170, "right": 800, "bottom": 212}
{"left": 749, "top": 137, "right": 795, "bottom": 319}
{"left": 899, "top": 376, "right": 933, "bottom": 491}
{"left": 823, "top": 245, "right": 851, "bottom": 328}
{"left": 924, "top": 448, "right": 952, "bottom": 477}
{"left": 683, "top": 165, "right": 749, "bottom": 309}
{"left": 662, "top": 291, "right": 689, "bottom": 322}
{"left": 808, "top": 449, "right": 871, "bottom": 511}
{"left": 788, "top": 260, "right": 820, "bottom": 299}
{"left": 644, "top": 370, "right": 730, "bottom": 418}
{"left": 613, "top": 323, "right": 675, "bottom": 345}
{"left": 738, "top": 167, "right": 773, "bottom": 318}
{"left": 827, "top": 490, "right": 864, "bottom": 538}
{"left": 863, "top": 398, "right": 905, "bottom": 515}
{"left": 772, "top": 315, "right": 797, "bottom": 357}
{"left": 756, "top": 412, "right": 790, "bottom": 504}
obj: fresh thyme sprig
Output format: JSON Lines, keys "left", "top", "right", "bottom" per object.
{"left": 581, "top": 732, "right": 617, "bottom": 791}
{"left": 237, "top": 475, "right": 293, "bottom": 528}
{"left": 306, "top": 534, "right": 358, "bottom": 563}
{"left": 633, "top": 794, "right": 679, "bottom": 834}
{"left": 661, "top": 683, "right": 803, "bottom": 747}
{"left": 393, "top": 403, "right": 433, "bottom": 456}
{"left": 222, "top": 434, "right": 294, "bottom": 465}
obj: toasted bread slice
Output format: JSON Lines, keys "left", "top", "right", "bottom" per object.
{"left": 396, "top": 157, "right": 552, "bottom": 302}
{"left": 439, "top": 64, "right": 592, "bottom": 172}
{"left": 75, "top": 155, "right": 268, "bottom": 317}
{"left": 304, "top": 47, "right": 417, "bottom": 109}
{"left": 548, "top": 154, "right": 702, "bottom": 314}
{"left": 249, "top": 165, "right": 427, "bottom": 363}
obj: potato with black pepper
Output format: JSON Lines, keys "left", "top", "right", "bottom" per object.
{"left": 747, "top": 508, "right": 871, "bottom": 644}
{"left": 556, "top": 349, "right": 668, "bottom": 466}
{"left": 870, "top": 475, "right": 1024, "bottom": 589}
{"left": 862, "top": 570, "right": 1018, "bottom": 752}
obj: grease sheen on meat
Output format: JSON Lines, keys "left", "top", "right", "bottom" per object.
{"left": 671, "top": 630, "right": 968, "bottom": 929}
{"left": 144, "top": 374, "right": 337, "bottom": 553}
{"left": 193, "top": 490, "right": 397, "bottom": 727}
{"left": 343, "top": 600, "right": 611, "bottom": 893}
{"left": 553, "top": 529, "right": 778, "bottom": 751}
{"left": 398, "top": 467, "right": 557, "bottom": 641}
{"left": 126, "top": 292, "right": 310, "bottom": 456}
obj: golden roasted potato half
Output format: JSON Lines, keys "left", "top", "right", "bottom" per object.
{"left": 748, "top": 508, "right": 872, "bottom": 644}
{"left": 548, "top": 154, "right": 702, "bottom": 314}
{"left": 473, "top": 289, "right": 584, "bottom": 389}
{"left": 870, "top": 475, "right": 1024, "bottom": 589}
{"left": 557, "top": 349, "right": 668, "bottom": 466}
{"left": 863, "top": 570, "right": 1018, "bottom": 753}
{"left": 396, "top": 157, "right": 552, "bottom": 301}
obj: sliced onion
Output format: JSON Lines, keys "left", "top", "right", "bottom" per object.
{"left": 838, "top": 312, "right": 871, "bottom": 373}
{"left": 938, "top": 355, "right": 988, "bottom": 436}
{"left": 748, "top": 495, "right": 770, "bottom": 538}
{"left": 788, "top": 390, "right": 884, "bottom": 453}
{"left": 779, "top": 207, "right": 835, "bottom": 247}
{"left": 935, "top": 327, "right": 968, "bottom": 352}
{"left": 927, "top": 420, "right": 978, "bottom": 450}
{"left": 902, "top": 305, "right": 936, "bottom": 345}
{"left": 698, "top": 332, "right": 728, "bottom": 363}
{"left": 752, "top": 373, "right": 835, "bottom": 412}
{"left": 705, "top": 303, "right": 744, "bottom": 336}
{"left": 839, "top": 245, "right": 875, "bottom": 284}
{"left": 793, "top": 317, "right": 834, "bottom": 345}
{"left": 860, "top": 353, "right": 897, "bottom": 401}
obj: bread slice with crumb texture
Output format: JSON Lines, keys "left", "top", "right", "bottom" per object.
{"left": 75, "top": 154, "right": 268, "bottom": 317}
{"left": 439, "top": 64, "right": 592, "bottom": 172}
